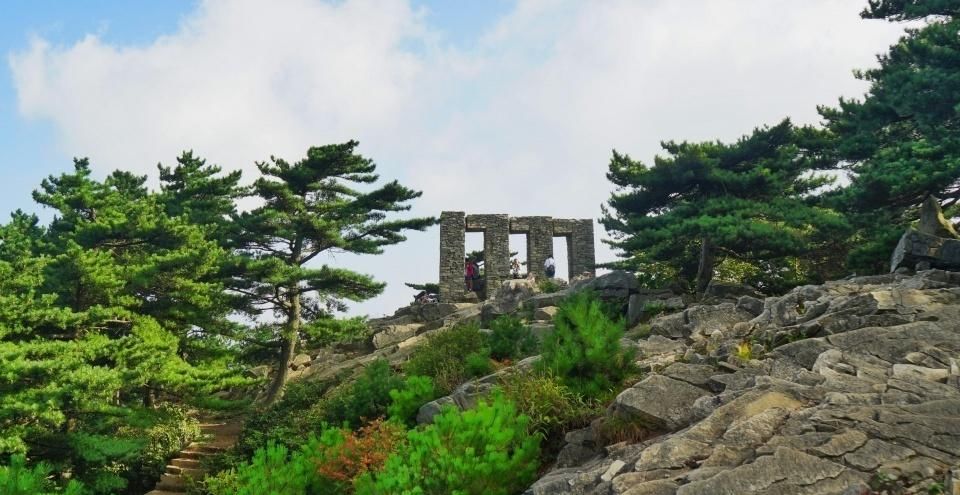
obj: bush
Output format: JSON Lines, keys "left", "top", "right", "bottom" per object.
{"left": 206, "top": 420, "right": 406, "bottom": 495}
{"left": 302, "top": 316, "right": 371, "bottom": 347}
{"left": 235, "top": 377, "right": 332, "bottom": 456}
{"left": 0, "top": 454, "right": 86, "bottom": 495}
{"left": 206, "top": 442, "right": 320, "bottom": 495}
{"left": 387, "top": 376, "right": 438, "bottom": 426}
{"left": 317, "top": 359, "right": 404, "bottom": 429}
{"left": 537, "top": 278, "right": 564, "bottom": 294}
{"left": 464, "top": 351, "right": 495, "bottom": 377}
{"left": 404, "top": 324, "right": 491, "bottom": 394}
{"left": 313, "top": 419, "right": 407, "bottom": 491}
{"left": 498, "top": 372, "right": 598, "bottom": 440}
{"left": 489, "top": 315, "right": 538, "bottom": 361}
{"left": 535, "top": 292, "right": 636, "bottom": 399}
{"left": 135, "top": 406, "right": 201, "bottom": 485}
{"left": 355, "top": 393, "right": 540, "bottom": 495}
{"left": 237, "top": 360, "right": 401, "bottom": 458}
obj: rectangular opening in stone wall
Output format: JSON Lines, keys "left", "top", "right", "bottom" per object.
{"left": 552, "top": 236, "right": 570, "bottom": 281}
{"left": 509, "top": 234, "right": 528, "bottom": 279}
{"left": 465, "top": 232, "right": 484, "bottom": 293}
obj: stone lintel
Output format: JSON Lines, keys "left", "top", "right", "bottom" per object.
{"left": 552, "top": 218, "right": 577, "bottom": 236}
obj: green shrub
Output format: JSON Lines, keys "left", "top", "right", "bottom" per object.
{"left": 235, "top": 377, "right": 332, "bottom": 457}
{"left": 465, "top": 351, "right": 495, "bottom": 377}
{"left": 136, "top": 406, "right": 201, "bottom": 484}
{"left": 535, "top": 292, "right": 636, "bottom": 399}
{"left": 489, "top": 315, "right": 538, "bottom": 361}
{"left": 537, "top": 278, "right": 563, "bottom": 294}
{"left": 0, "top": 454, "right": 86, "bottom": 495}
{"left": 206, "top": 441, "right": 322, "bottom": 495}
{"left": 302, "top": 316, "right": 371, "bottom": 347}
{"left": 237, "top": 360, "right": 401, "bottom": 458}
{"left": 355, "top": 392, "right": 540, "bottom": 495}
{"left": 404, "top": 324, "right": 491, "bottom": 394}
{"left": 498, "top": 372, "right": 598, "bottom": 440}
{"left": 387, "top": 375, "right": 438, "bottom": 426}
{"left": 317, "top": 359, "right": 404, "bottom": 428}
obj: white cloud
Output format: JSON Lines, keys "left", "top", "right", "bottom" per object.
{"left": 8, "top": 0, "right": 907, "bottom": 316}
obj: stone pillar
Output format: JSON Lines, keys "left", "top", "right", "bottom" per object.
{"left": 511, "top": 216, "right": 554, "bottom": 279}
{"left": 439, "top": 211, "right": 465, "bottom": 303}
{"left": 466, "top": 214, "right": 510, "bottom": 297}
{"left": 570, "top": 219, "right": 596, "bottom": 278}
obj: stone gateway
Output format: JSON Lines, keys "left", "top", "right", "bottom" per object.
{"left": 438, "top": 211, "right": 596, "bottom": 302}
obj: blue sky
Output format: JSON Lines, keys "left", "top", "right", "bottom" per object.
{"left": 0, "top": 0, "right": 909, "bottom": 316}
{"left": 0, "top": 0, "right": 513, "bottom": 219}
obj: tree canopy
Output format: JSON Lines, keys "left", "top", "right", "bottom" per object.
{"left": 818, "top": 1, "right": 960, "bottom": 271}
{"left": 602, "top": 120, "right": 849, "bottom": 293}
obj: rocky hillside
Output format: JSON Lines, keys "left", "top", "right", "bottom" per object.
{"left": 528, "top": 269, "right": 960, "bottom": 495}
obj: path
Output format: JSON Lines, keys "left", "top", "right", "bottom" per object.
{"left": 145, "top": 419, "right": 242, "bottom": 495}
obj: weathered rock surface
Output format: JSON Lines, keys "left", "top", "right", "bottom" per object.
{"left": 525, "top": 270, "right": 960, "bottom": 495}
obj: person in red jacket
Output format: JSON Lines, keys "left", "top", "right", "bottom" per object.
{"left": 465, "top": 258, "right": 476, "bottom": 291}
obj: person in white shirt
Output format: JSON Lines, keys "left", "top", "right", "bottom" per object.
{"left": 543, "top": 255, "right": 556, "bottom": 278}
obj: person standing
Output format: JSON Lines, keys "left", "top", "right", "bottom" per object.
{"left": 511, "top": 258, "right": 521, "bottom": 279}
{"left": 465, "top": 258, "right": 475, "bottom": 291}
{"left": 543, "top": 255, "right": 556, "bottom": 278}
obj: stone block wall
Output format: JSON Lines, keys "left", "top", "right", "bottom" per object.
{"left": 466, "top": 214, "right": 510, "bottom": 295}
{"left": 439, "top": 211, "right": 465, "bottom": 302}
{"left": 510, "top": 216, "right": 555, "bottom": 280}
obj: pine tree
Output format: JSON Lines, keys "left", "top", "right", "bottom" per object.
{"left": 0, "top": 159, "right": 249, "bottom": 492}
{"left": 602, "top": 120, "right": 849, "bottom": 293}
{"left": 820, "top": 0, "right": 960, "bottom": 272}
{"left": 158, "top": 151, "right": 247, "bottom": 241}
{"left": 234, "top": 141, "right": 436, "bottom": 402}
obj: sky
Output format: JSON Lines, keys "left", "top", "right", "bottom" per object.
{"left": 1, "top": 0, "right": 910, "bottom": 317}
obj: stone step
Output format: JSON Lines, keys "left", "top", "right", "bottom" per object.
{"left": 178, "top": 449, "right": 216, "bottom": 460}
{"left": 154, "top": 473, "right": 186, "bottom": 491}
{"left": 165, "top": 465, "right": 205, "bottom": 478}
{"left": 170, "top": 458, "right": 202, "bottom": 469}
{"left": 185, "top": 442, "right": 226, "bottom": 453}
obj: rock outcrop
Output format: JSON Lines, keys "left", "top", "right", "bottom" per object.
{"left": 526, "top": 269, "right": 960, "bottom": 495}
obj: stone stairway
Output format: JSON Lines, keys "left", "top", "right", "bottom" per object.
{"left": 146, "top": 420, "right": 242, "bottom": 495}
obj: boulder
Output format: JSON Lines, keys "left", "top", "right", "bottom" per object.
{"left": 570, "top": 270, "right": 639, "bottom": 300}
{"left": 684, "top": 303, "right": 754, "bottom": 341}
{"left": 650, "top": 312, "right": 687, "bottom": 339}
{"left": 660, "top": 362, "right": 718, "bottom": 389}
{"left": 416, "top": 302, "right": 460, "bottom": 322}
{"left": 290, "top": 353, "right": 312, "bottom": 370}
{"left": 614, "top": 375, "right": 712, "bottom": 431}
{"left": 675, "top": 447, "right": 868, "bottom": 495}
{"left": 635, "top": 335, "right": 685, "bottom": 357}
{"left": 703, "top": 281, "right": 762, "bottom": 302}
{"left": 918, "top": 195, "right": 960, "bottom": 239}
{"left": 481, "top": 278, "right": 539, "bottom": 325}
{"left": 371, "top": 324, "right": 420, "bottom": 349}
{"left": 535, "top": 306, "right": 558, "bottom": 321}
{"left": 891, "top": 363, "right": 949, "bottom": 383}
{"left": 891, "top": 229, "right": 960, "bottom": 272}
{"left": 736, "top": 295, "right": 765, "bottom": 316}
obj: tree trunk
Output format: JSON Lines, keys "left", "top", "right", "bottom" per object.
{"left": 696, "top": 237, "right": 715, "bottom": 296}
{"left": 264, "top": 289, "right": 301, "bottom": 404}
